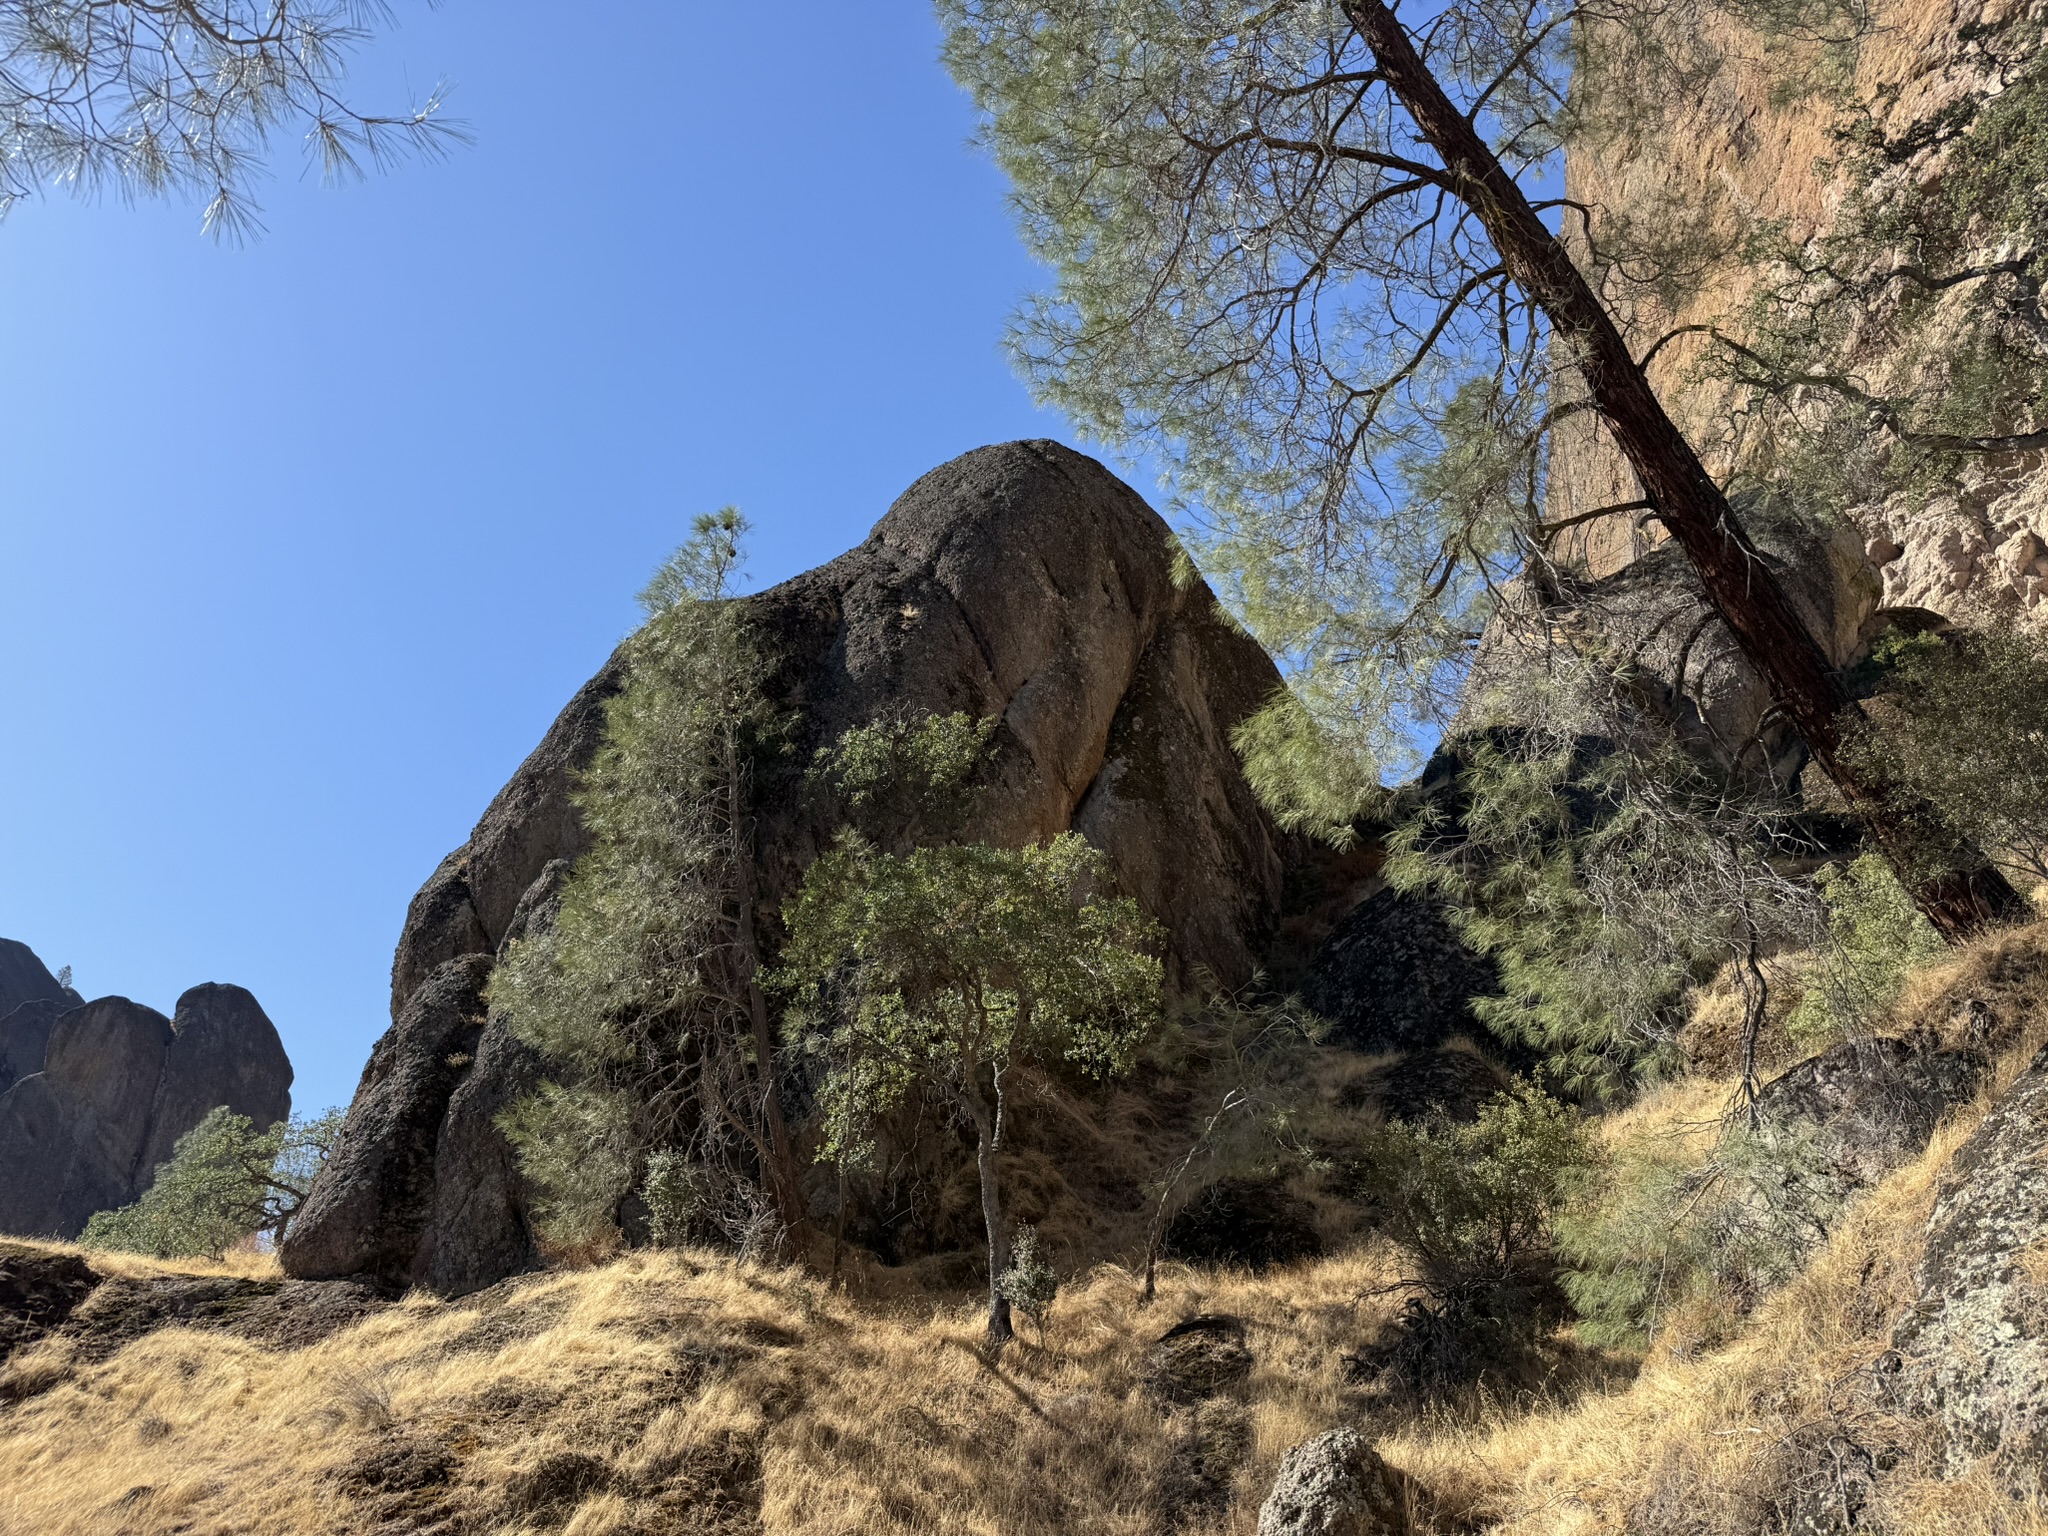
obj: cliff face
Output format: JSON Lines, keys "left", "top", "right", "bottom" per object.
{"left": 287, "top": 440, "right": 1301, "bottom": 1295}
{"left": 1550, "top": 0, "right": 2048, "bottom": 630}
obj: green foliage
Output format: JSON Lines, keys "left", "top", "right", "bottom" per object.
{"left": 1940, "top": 42, "right": 2048, "bottom": 259}
{"left": 491, "top": 510, "right": 790, "bottom": 1247}
{"left": 996, "top": 1222, "right": 1060, "bottom": 1324}
{"left": 1356, "top": 1084, "right": 1592, "bottom": 1298}
{"left": 82, "top": 1106, "right": 342, "bottom": 1260}
{"left": 1387, "top": 653, "right": 1821, "bottom": 1091}
{"left": 1557, "top": 1119, "right": 1843, "bottom": 1351}
{"left": 641, "top": 1147, "right": 715, "bottom": 1249}
{"left": 1843, "top": 628, "right": 2048, "bottom": 887}
{"left": 1787, "top": 853, "right": 1945, "bottom": 1047}
{"left": 1347, "top": 1084, "right": 1592, "bottom": 1393}
{"left": 1231, "top": 688, "right": 1390, "bottom": 849}
{"left": 776, "top": 829, "right": 1164, "bottom": 1165}
{"left": 810, "top": 710, "right": 997, "bottom": 846}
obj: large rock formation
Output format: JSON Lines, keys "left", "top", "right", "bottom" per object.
{"left": 1892, "top": 1040, "right": 2048, "bottom": 1485}
{"left": 0, "top": 954, "right": 292, "bottom": 1240}
{"left": 287, "top": 440, "right": 1299, "bottom": 1294}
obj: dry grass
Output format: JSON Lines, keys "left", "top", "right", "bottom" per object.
{"left": 7, "top": 926, "right": 2046, "bottom": 1535}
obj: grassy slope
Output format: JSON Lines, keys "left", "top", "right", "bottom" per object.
{"left": 6, "top": 929, "right": 2048, "bottom": 1535}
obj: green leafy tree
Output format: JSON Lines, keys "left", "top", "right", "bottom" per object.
{"left": 83, "top": 1105, "right": 343, "bottom": 1259}
{"left": 941, "top": 0, "right": 2022, "bottom": 936}
{"left": 776, "top": 715, "right": 1164, "bottom": 1342}
{"left": 0, "top": 1, "right": 465, "bottom": 237}
{"left": 1841, "top": 629, "right": 2048, "bottom": 890}
{"left": 492, "top": 509, "right": 808, "bottom": 1255}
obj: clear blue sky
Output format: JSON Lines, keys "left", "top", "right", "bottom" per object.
{"left": 0, "top": 3, "right": 1076, "bottom": 1115}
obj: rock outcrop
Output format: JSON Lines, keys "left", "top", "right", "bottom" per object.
{"left": 0, "top": 958, "right": 293, "bottom": 1240}
{"left": 289, "top": 441, "right": 1298, "bottom": 1294}
{"left": 1256, "top": 1428, "right": 1415, "bottom": 1536}
{"left": 1892, "top": 1040, "right": 2048, "bottom": 1484}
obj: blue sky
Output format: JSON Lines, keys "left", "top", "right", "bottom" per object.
{"left": 0, "top": 3, "right": 1075, "bottom": 1115}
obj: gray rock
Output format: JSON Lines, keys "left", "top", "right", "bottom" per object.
{"left": 0, "top": 939, "right": 69, "bottom": 1020}
{"left": 138, "top": 984, "right": 293, "bottom": 1179}
{"left": 1892, "top": 1040, "right": 2048, "bottom": 1485}
{"left": 1756, "top": 1035, "right": 1982, "bottom": 1191}
{"left": 0, "top": 998, "right": 173, "bottom": 1238}
{"left": 1256, "top": 1427, "right": 1414, "bottom": 1536}
{"left": 1461, "top": 521, "right": 1879, "bottom": 783}
{"left": 0, "top": 999, "right": 67, "bottom": 1096}
{"left": 279, "top": 956, "right": 494, "bottom": 1284}
{"left": 324, "top": 440, "right": 1296, "bottom": 1294}
{"left": 1300, "top": 888, "right": 1508, "bottom": 1060}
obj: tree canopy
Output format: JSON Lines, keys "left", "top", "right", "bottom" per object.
{"left": 1, "top": 0, "right": 463, "bottom": 236}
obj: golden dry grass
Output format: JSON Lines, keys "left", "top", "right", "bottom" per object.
{"left": 6, "top": 924, "right": 2046, "bottom": 1535}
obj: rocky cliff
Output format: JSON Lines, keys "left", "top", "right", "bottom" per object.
{"left": 1548, "top": 0, "right": 2048, "bottom": 632}
{"left": 0, "top": 942, "right": 293, "bottom": 1240}
{"left": 285, "top": 440, "right": 1305, "bottom": 1295}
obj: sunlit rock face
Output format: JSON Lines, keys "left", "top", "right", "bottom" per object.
{"left": 289, "top": 439, "right": 1300, "bottom": 1295}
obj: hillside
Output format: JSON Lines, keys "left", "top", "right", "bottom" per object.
{"left": 5, "top": 922, "right": 2048, "bottom": 1534}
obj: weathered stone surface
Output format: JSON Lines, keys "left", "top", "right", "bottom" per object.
{"left": 1300, "top": 888, "right": 1505, "bottom": 1059}
{"left": 0, "top": 1242, "right": 99, "bottom": 1363}
{"left": 1257, "top": 1427, "right": 1413, "bottom": 1536}
{"left": 319, "top": 440, "right": 1296, "bottom": 1294}
{"left": 138, "top": 984, "right": 294, "bottom": 1179}
{"left": 0, "top": 938, "right": 69, "bottom": 1020}
{"left": 280, "top": 956, "right": 493, "bottom": 1284}
{"left": 0, "top": 998, "right": 173, "bottom": 1238}
{"left": 1756, "top": 1034, "right": 1981, "bottom": 1191}
{"left": 1892, "top": 1041, "right": 2048, "bottom": 1484}
{"left": 1461, "top": 524, "right": 1880, "bottom": 785}
{"left": 0, "top": 971, "right": 295, "bottom": 1241}
{"left": 0, "top": 999, "right": 67, "bottom": 1096}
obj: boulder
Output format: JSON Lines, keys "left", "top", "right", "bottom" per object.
{"left": 0, "top": 938, "right": 71, "bottom": 1020}
{"left": 0, "top": 998, "right": 173, "bottom": 1238}
{"left": 1300, "top": 888, "right": 1507, "bottom": 1059}
{"left": 0, "top": 999, "right": 67, "bottom": 1096}
{"left": 139, "top": 984, "right": 294, "bottom": 1177}
{"left": 0, "top": 984, "right": 294, "bottom": 1241}
{"left": 1755, "top": 1035, "right": 1982, "bottom": 1191}
{"left": 1892, "top": 1041, "right": 2048, "bottom": 1485}
{"left": 280, "top": 956, "right": 493, "bottom": 1285}
{"left": 0, "top": 1242, "right": 99, "bottom": 1363}
{"left": 1256, "top": 1427, "right": 1414, "bottom": 1536}
{"left": 311, "top": 441, "right": 1297, "bottom": 1295}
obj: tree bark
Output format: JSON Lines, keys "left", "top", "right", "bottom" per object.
{"left": 960, "top": 1072, "right": 1013, "bottom": 1344}
{"left": 1343, "top": 0, "right": 2024, "bottom": 940}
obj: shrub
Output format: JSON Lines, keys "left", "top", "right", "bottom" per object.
{"left": 1557, "top": 1118, "right": 1843, "bottom": 1352}
{"left": 1786, "top": 853, "right": 1945, "bottom": 1048}
{"left": 1349, "top": 1084, "right": 1593, "bottom": 1391}
{"left": 996, "top": 1223, "right": 1059, "bottom": 1329}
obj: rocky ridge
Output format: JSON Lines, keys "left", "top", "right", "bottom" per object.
{"left": 0, "top": 941, "right": 292, "bottom": 1241}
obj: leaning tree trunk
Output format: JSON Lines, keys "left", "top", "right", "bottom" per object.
{"left": 1343, "top": 0, "right": 2024, "bottom": 941}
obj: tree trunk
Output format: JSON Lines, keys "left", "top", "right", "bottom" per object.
{"left": 1343, "top": 0, "right": 2025, "bottom": 940}
{"left": 960, "top": 1075, "right": 1013, "bottom": 1344}
{"left": 728, "top": 724, "right": 812, "bottom": 1258}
